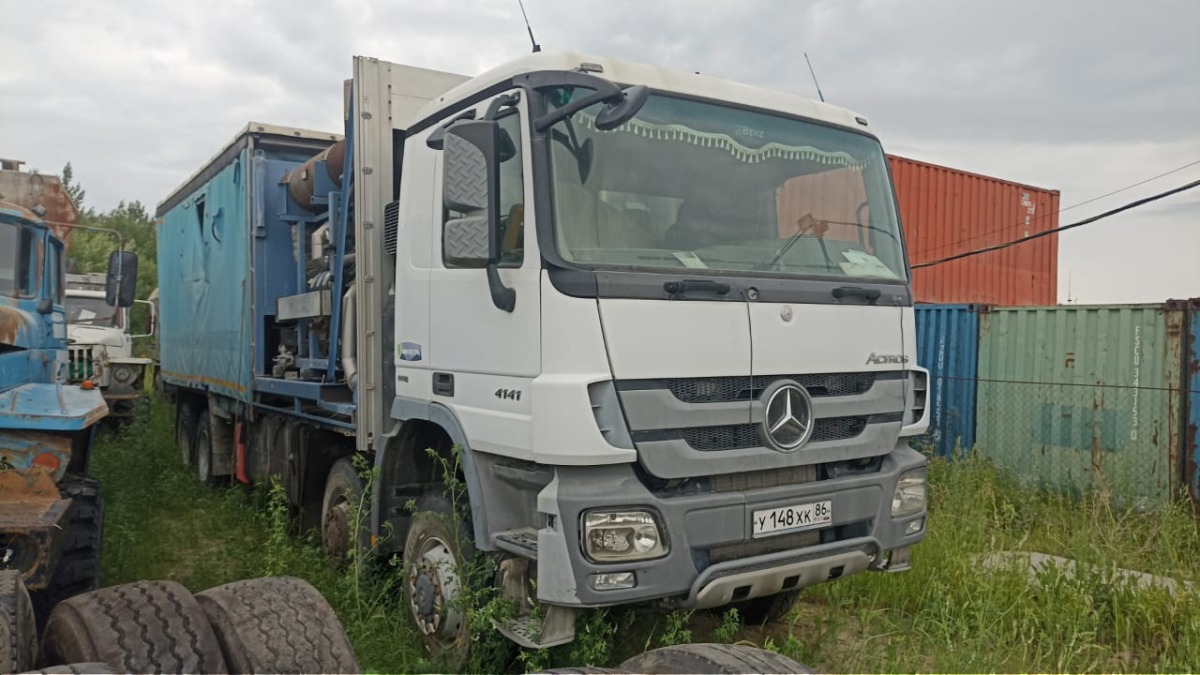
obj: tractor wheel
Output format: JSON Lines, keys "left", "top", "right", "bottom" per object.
{"left": 196, "top": 576, "right": 358, "bottom": 674}
{"left": 28, "top": 476, "right": 104, "bottom": 633}
{"left": 38, "top": 580, "right": 227, "bottom": 673}
{"left": 1, "top": 569, "right": 38, "bottom": 674}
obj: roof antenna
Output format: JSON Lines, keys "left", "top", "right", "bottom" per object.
{"left": 518, "top": 0, "right": 541, "bottom": 53}
{"left": 804, "top": 52, "right": 825, "bottom": 102}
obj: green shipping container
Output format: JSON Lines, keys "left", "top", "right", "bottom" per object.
{"left": 976, "top": 303, "right": 1187, "bottom": 508}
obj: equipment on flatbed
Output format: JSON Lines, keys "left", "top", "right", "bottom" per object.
{"left": 156, "top": 51, "right": 930, "bottom": 655}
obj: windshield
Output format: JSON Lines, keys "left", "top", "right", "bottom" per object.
{"left": 546, "top": 93, "right": 907, "bottom": 281}
{"left": 0, "top": 221, "right": 35, "bottom": 297}
{"left": 66, "top": 295, "right": 122, "bottom": 328}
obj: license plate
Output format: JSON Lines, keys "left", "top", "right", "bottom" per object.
{"left": 752, "top": 501, "right": 833, "bottom": 538}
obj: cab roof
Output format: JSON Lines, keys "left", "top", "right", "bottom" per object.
{"left": 414, "top": 51, "right": 872, "bottom": 134}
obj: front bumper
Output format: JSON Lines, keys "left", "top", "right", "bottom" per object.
{"left": 535, "top": 441, "right": 927, "bottom": 607}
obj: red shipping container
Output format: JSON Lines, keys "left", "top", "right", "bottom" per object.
{"left": 777, "top": 155, "right": 1059, "bottom": 305}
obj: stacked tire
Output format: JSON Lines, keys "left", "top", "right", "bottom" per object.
{"left": 28, "top": 576, "right": 357, "bottom": 674}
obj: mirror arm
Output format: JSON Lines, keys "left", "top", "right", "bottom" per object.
{"left": 486, "top": 264, "right": 516, "bottom": 312}
{"left": 484, "top": 93, "right": 521, "bottom": 121}
{"left": 533, "top": 89, "right": 616, "bottom": 131}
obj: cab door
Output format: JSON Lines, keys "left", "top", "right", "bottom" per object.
{"left": 427, "top": 91, "right": 541, "bottom": 460}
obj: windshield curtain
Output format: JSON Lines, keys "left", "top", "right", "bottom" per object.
{"left": 66, "top": 296, "right": 122, "bottom": 327}
{"left": 546, "top": 93, "right": 907, "bottom": 282}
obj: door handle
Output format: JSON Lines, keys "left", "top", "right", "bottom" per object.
{"left": 433, "top": 372, "right": 455, "bottom": 397}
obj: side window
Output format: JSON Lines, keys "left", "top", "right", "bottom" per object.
{"left": 495, "top": 111, "right": 524, "bottom": 267}
{"left": 50, "top": 240, "right": 65, "bottom": 304}
{"left": 441, "top": 102, "right": 525, "bottom": 268}
{"left": 17, "top": 228, "right": 35, "bottom": 296}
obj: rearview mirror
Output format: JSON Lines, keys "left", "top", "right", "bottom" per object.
{"left": 442, "top": 121, "right": 501, "bottom": 267}
{"left": 105, "top": 250, "right": 138, "bottom": 308}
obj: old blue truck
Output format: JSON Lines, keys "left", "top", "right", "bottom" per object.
{"left": 0, "top": 198, "right": 137, "bottom": 641}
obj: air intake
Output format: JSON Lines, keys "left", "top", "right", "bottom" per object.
{"left": 383, "top": 201, "right": 400, "bottom": 255}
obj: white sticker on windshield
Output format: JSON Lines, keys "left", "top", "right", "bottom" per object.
{"left": 78, "top": 309, "right": 97, "bottom": 320}
{"left": 839, "top": 251, "right": 898, "bottom": 279}
{"left": 672, "top": 251, "right": 709, "bottom": 269}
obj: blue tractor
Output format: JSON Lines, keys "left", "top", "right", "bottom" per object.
{"left": 0, "top": 199, "right": 137, "bottom": 653}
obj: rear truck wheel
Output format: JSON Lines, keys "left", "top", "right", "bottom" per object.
{"left": 617, "top": 643, "right": 812, "bottom": 674}
{"left": 403, "top": 493, "right": 474, "bottom": 661}
{"left": 727, "top": 589, "right": 801, "bottom": 626}
{"left": 195, "top": 411, "right": 218, "bottom": 485}
{"left": 176, "top": 400, "right": 200, "bottom": 466}
{"left": 38, "top": 579, "right": 227, "bottom": 674}
{"left": 18, "top": 663, "right": 116, "bottom": 674}
{"left": 321, "top": 458, "right": 368, "bottom": 566}
{"left": 28, "top": 476, "right": 104, "bottom": 634}
{"left": 195, "top": 576, "right": 359, "bottom": 674}
{"left": 1, "top": 569, "right": 38, "bottom": 674}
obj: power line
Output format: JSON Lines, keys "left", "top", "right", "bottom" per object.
{"left": 914, "top": 158, "right": 1200, "bottom": 259}
{"left": 911, "top": 178, "right": 1200, "bottom": 269}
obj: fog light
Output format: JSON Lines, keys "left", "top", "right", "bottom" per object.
{"left": 892, "top": 468, "right": 927, "bottom": 517}
{"left": 583, "top": 510, "right": 668, "bottom": 562}
{"left": 589, "top": 572, "right": 636, "bottom": 591}
{"left": 905, "top": 518, "right": 924, "bottom": 535}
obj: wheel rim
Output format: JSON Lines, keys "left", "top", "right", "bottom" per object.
{"left": 323, "top": 495, "right": 352, "bottom": 561}
{"left": 407, "top": 535, "right": 464, "bottom": 645}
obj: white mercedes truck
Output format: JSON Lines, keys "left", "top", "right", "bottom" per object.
{"left": 157, "top": 51, "right": 930, "bottom": 655}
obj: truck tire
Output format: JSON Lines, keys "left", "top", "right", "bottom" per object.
{"left": 728, "top": 589, "right": 800, "bottom": 626}
{"left": 403, "top": 493, "right": 474, "bottom": 660}
{"left": 195, "top": 410, "right": 218, "bottom": 485}
{"left": 176, "top": 400, "right": 200, "bottom": 466}
{"left": 196, "top": 576, "right": 358, "bottom": 674}
{"left": 533, "top": 668, "right": 624, "bottom": 674}
{"left": 617, "top": 643, "right": 812, "bottom": 674}
{"left": 1, "top": 569, "right": 38, "bottom": 674}
{"left": 38, "top": 580, "right": 227, "bottom": 674}
{"left": 320, "top": 458, "right": 368, "bottom": 565}
{"left": 29, "top": 476, "right": 104, "bottom": 633}
{"left": 19, "top": 663, "right": 116, "bottom": 674}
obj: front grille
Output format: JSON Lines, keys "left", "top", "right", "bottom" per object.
{"left": 68, "top": 346, "right": 93, "bottom": 382}
{"left": 680, "top": 416, "right": 869, "bottom": 451}
{"left": 707, "top": 530, "right": 821, "bottom": 564}
{"left": 712, "top": 464, "right": 817, "bottom": 493}
{"left": 664, "top": 372, "right": 877, "bottom": 404}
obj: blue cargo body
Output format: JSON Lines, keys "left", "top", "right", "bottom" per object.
{"left": 915, "top": 304, "right": 981, "bottom": 457}
{"left": 156, "top": 127, "right": 341, "bottom": 404}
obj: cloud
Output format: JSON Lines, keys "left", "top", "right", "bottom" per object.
{"left": 1, "top": 0, "right": 1196, "bottom": 302}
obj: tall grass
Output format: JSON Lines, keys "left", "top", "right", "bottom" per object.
{"left": 90, "top": 398, "right": 427, "bottom": 672}
{"left": 91, "top": 398, "right": 1200, "bottom": 673}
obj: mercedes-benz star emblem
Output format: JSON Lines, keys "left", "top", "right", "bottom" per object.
{"left": 761, "top": 381, "right": 814, "bottom": 452}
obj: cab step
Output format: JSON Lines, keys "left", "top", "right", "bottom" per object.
{"left": 493, "top": 529, "right": 539, "bottom": 559}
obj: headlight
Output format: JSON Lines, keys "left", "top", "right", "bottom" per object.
{"left": 111, "top": 364, "right": 138, "bottom": 385}
{"left": 583, "top": 510, "right": 668, "bottom": 562}
{"left": 892, "top": 468, "right": 927, "bottom": 518}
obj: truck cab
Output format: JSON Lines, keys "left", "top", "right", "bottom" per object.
{"left": 0, "top": 200, "right": 136, "bottom": 626}
{"left": 157, "top": 51, "right": 929, "bottom": 655}
{"left": 63, "top": 273, "right": 155, "bottom": 416}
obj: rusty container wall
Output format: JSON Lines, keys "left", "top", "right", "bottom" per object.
{"left": 889, "top": 155, "right": 1060, "bottom": 305}
{"left": 976, "top": 304, "right": 1187, "bottom": 508}
{"left": 0, "top": 169, "right": 80, "bottom": 246}
{"left": 1188, "top": 298, "right": 1200, "bottom": 507}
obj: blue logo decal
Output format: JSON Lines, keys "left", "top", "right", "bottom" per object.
{"left": 398, "top": 341, "right": 423, "bottom": 362}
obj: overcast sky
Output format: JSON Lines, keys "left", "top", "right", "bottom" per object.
{"left": 2, "top": 0, "right": 1197, "bottom": 303}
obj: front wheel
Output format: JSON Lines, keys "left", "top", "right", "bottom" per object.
{"left": 403, "top": 493, "right": 474, "bottom": 660}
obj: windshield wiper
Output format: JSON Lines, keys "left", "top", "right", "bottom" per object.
{"left": 663, "top": 279, "right": 731, "bottom": 298}
{"left": 832, "top": 285, "right": 882, "bottom": 304}
{"left": 756, "top": 216, "right": 835, "bottom": 271}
